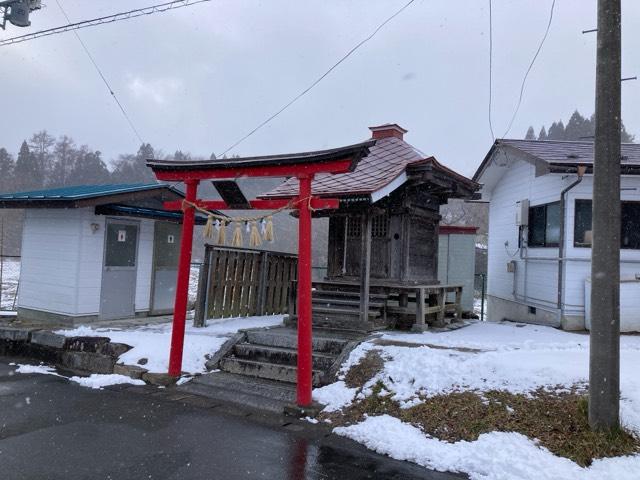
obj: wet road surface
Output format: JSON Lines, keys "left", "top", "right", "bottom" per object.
{"left": 0, "top": 359, "right": 465, "bottom": 480}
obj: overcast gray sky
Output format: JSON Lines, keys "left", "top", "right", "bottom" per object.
{"left": 1, "top": 0, "right": 639, "bottom": 177}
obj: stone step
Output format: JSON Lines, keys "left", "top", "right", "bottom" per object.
{"left": 245, "top": 329, "right": 351, "bottom": 354}
{"left": 178, "top": 371, "right": 296, "bottom": 413}
{"left": 233, "top": 343, "right": 336, "bottom": 370}
{"left": 219, "top": 357, "right": 324, "bottom": 386}
{"left": 312, "top": 297, "right": 385, "bottom": 309}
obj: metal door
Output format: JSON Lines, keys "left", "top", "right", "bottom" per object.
{"left": 150, "top": 222, "right": 181, "bottom": 314}
{"left": 100, "top": 220, "right": 139, "bottom": 319}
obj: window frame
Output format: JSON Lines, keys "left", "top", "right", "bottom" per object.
{"left": 573, "top": 199, "right": 640, "bottom": 250}
{"left": 527, "top": 201, "right": 561, "bottom": 248}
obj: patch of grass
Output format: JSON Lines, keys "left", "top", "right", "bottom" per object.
{"left": 325, "top": 386, "right": 639, "bottom": 467}
{"left": 343, "top": 349, "right": 384, "bottom": 388}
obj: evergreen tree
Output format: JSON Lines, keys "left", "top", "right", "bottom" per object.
{"left": 547, "top": 120, "right": 566, "bottom": 140}
{"left": 525, "top": 126, "right": 536, "bottom": 140}
{"left": 13, "top": 141, "right": 44, "bottom": 191}
{"left": 173, "top": 150, "right": 191, "bottom": 161}
{"left": 68, "top": 147, "right": 110, "bottom": 185}
{"left": 210, "top": 152, "right": 217, "bottom": 160}
{"left": 111, "top": 143, "right": 157, "bottom": 183}
{"left": 538, "top": 126, "right": 547, "bottom": 140}
{"left": 0, "top": 148, "right": 15, "bottom": 193}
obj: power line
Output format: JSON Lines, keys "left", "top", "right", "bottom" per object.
{"left": 55, "top": 0, "right": 144, "bottom": 145}
{"left": 501, "top": 0, "right": 556, "bottom": 138}
{"left": 219, "top": 0, "right": 416, "bottom": 157}
{"left": 0, "top": 0, "right": 212, "bottom": 47}
{"left": 488, "top": 0, "right": 495, "bottom": 140}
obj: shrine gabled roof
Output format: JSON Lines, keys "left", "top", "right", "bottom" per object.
{"left": 261, "top": 136, "right": 478, "bottom": 200}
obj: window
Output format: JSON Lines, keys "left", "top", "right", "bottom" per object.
{"left": 528, "top": 202, "right": 560, "bottom": 247}
{"left": 371, "top": 214, "right": 389, "bottom": 238}
{"left": 574, "top": 200, "right": 640, "bottom": 249}
{"left": 346, "top": 216, "right": 361, "bottom": 238}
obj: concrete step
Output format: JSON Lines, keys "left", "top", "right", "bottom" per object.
{"left": 312, "top": 298, "right": 385, "bottom": 309}
{"left": 178, "top": 371, "right": 295, "bottom": 413}
{"left": 245, "top": 329, "right": 351, "bottom": 355}
{"left": 219, "top": 357, "right": 324, "bottom": 386}
{"left": 233, "top": 343, "right": 336, "bottom": 370}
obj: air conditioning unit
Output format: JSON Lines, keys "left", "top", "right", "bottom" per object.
{"left": 515, "top": 199, "right": 529, "bottom": 226}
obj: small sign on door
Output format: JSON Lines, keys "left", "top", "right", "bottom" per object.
{"left": 117, "top": 230, "right": 127, "bottom": 242}
{"left": 167, "top": 234, "right": 175, "bottom": 244}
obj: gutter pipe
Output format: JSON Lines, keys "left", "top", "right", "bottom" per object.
{"left": 557, "top": 165, "right": 587, "bottom": 309}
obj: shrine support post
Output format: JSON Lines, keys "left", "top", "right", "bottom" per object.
{"left": 168, "top": 179, "right": 199, "bottom": 377}
{"left": 296, "top": 175, "right": 314, "bottom": 406}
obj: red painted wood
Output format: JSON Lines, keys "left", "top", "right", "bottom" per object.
{"left": 296, "top": 175, "right": 313, "bottom": 407}
{"left": 163, "top": 198, "right": 340, "bottom": 212}
{"left": 152, "top": 158, "right": 353, "bottom": 181}
{"left": 168, "top": 179, "right": 199, "bottom": 377}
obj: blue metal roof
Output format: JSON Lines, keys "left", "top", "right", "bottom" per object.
{"left": 0, "top": 183, "right": 180, "bottom": 200}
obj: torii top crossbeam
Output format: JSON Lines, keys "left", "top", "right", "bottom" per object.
{"left": 146, "top": 140, "right": 374, "bottom": 407}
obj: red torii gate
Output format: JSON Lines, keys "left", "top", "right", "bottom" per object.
{"left": 147, "top": 141, "right": 373, "bottom": 407}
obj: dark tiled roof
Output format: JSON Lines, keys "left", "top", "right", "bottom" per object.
{"left": 498, "top": 139, "right": 640, "bottom": 165}
{"left": 474, "top": 139, "right": 640, "bottom": 182}
{"left": 262, "top": 136, "right": 428, "bottom": 198}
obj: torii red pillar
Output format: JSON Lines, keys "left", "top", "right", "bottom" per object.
{"left": 168, "top": 179, "right": 199, "bottom": 377}
{"left": 296, "top": 175, "right": 314, "bottom": 406}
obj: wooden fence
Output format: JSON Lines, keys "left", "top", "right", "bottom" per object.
{"left": 194, "top": 245, "right": 297, "bottom": 325}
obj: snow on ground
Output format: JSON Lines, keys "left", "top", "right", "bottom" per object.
{"left": 13, "top": 363, "right": 145, "bottom": 389}
{"left": 335, "top": 415, "right": 640, "bottom": 480}
{"left": 315, "top": 322, "right": 640, "bottom": 479}
{"left": 68, "top": 374, "right": 145, "bottom": 389}
{"left": 55, "top": 315, "right": 284, "bottom": 374}
{"left": 0, "top": 259, "right": 19, "bottom": 310}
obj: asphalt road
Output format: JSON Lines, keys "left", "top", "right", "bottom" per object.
{"left": 0, "top": 359, "right": 465, "bottom": 480}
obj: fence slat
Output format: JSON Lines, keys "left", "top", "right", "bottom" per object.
{"left": 198, "top": 245, "right": 298, "bottom": 319}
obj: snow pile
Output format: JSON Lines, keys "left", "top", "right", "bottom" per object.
{"left": 69, "top": 374, "right": 145, "bottom": 389}
{"left": 335, "top": 415, "right": 640, "bottom": 480}
{"left": 56, "top": 315, "right": 284, "bottom": 373}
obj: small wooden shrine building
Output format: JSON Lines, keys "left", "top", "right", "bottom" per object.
{"left": 262, "top": 124, "right": 479, "bottom": 330}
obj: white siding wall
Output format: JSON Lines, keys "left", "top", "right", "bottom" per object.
{"left": 562, "top": 176, "right": 640, "bottom": 317}
{"left": 486, "top": 151, "right": 640, "bottom": 325}
{"left": 19, "top": 209, "right": 83, "bottom": 315}
{"left": 487, "top": 153, "right": 568, "bottom": 316}
{"left": 76, "top": 210, "right": 106, "bottom": 315}
{"left": 19, "top": 209, "right": 156, "bottom": 317}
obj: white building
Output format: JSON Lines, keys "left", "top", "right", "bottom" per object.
{"left": 0, "top": 184, "right": 201, "bottom": 325}
{"left": 474, "top": 139, "right": 640, "bottom": 331}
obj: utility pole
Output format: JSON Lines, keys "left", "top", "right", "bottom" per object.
{"left": 589, "top": 0, "right": 621, "bottom": 430}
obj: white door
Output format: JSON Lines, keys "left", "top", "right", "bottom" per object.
{"left": 100, "top": 220, "right": 139, "bottom": 319}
